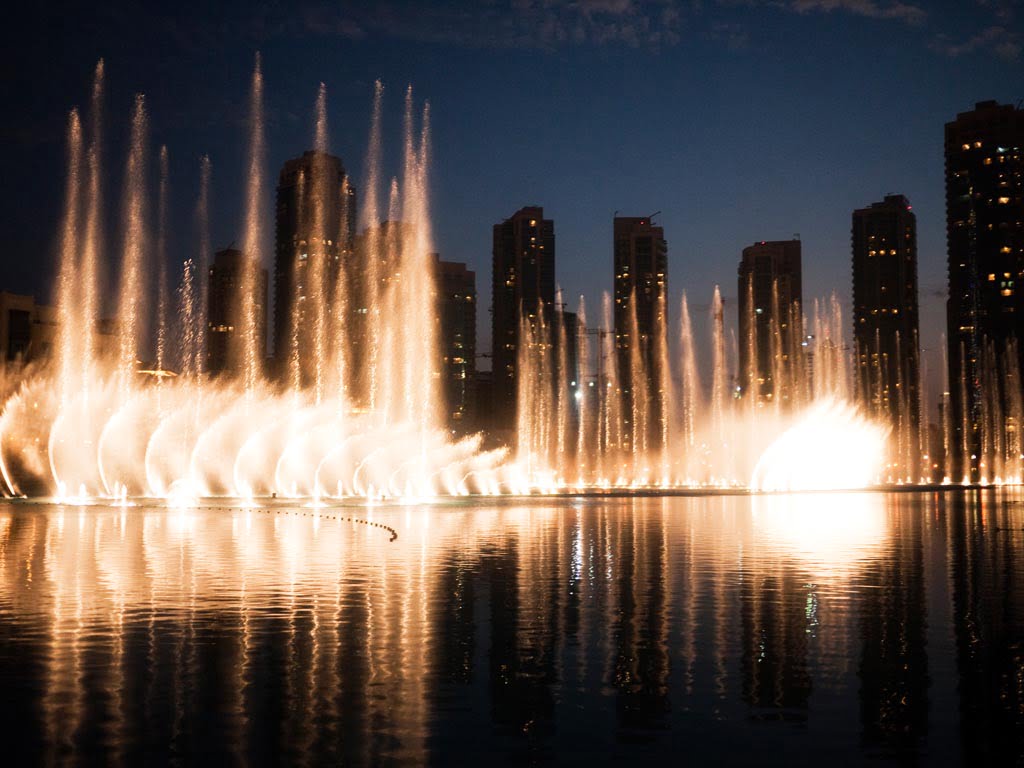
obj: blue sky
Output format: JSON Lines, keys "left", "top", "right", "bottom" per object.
{"left": 3, "top": 0, "right": 1022, "bottom": 399}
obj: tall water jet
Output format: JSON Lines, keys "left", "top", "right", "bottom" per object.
{"left": 54, "top": 109, "right": 83, "bottom": 406}
{"left": 116, "top": 94, "right": 149, "bottom": 396}
{"left": 627, "top": 289, "right": 646, "bottom": 466}
{"left": 155, "top": 146, "right": 169, "bottom": 379}
{"left": 655, "top": 287, "right": 671, "bottom": 482}
{"left": 710, "top": 286, "right": 726, "bottom": 438}
{"left": 288, "top": 168, "right": 307, "bottom": 395}
{"left": 179, "top": 155, "right": 211, "bottom": 380}
{"left": 575, "top": 296, "right": 589, "bottom": 481}
{"left": 399, "top": 88, "right": 439, "bottom": 430}
{"left": 678, "top": 292, "right": 699, "bottom": 451}
{"left": 239, "top": 54, "right": 266, "bottom": 394}
{"left": 80, "top": 59, "right": 104, "bottom": 389}
{"left": 359, "top": 80, "right": 384, "bottom": 411}
{"left": 309, "top": 82, "right": 330, "bottom": 402}
{"left": 555, "top": 289, "right": 569, "bottom": 465}
{"left": 332, "top": 175, "right": 352, "bottom": 406}
{"left": 601, "top": 292, "right": 622, "bottom": 478}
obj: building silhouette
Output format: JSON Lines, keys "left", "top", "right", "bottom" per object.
{"left": 348, "top": 220, "right": 416, "bottom": 405}
{"left": 945, "top": 101, "right": 1024, "bottom": 481}
{"left": 273, "top": 150, "right": 356, "bottom": 379}
{"left": 0, "top": 292, "right": 55, "bottom": 364}
{"left": 852, "top": 195, "right": 920, "bottom": 445}
{"left": 491, "top": 206, "right": 555, "bottom": 433}
{"left": 207, "top": 248, "right": 268, "bottom": 377}
{"left": 738, "top": 239, "right": 803, "bottom": 405}
{"left": 613, "top": 216, "right": 668, "bottom": 449}
{"left": 435, "top": 255, "right": 476, "bottom": 431}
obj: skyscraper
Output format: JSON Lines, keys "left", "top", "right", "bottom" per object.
{"left": 273, "top": 150, "right": 356, "bottom": 380}
{"left": 852, "top": 195, "right": 920, "bottom": 445}
{"left": 945, "top": 101, "right": 1024, "bottom": 481}
{"left": 207, "top": 247, "right": 269, "bottom": 377}
{"left": 434, "top": 255, "right": 476, "bottom": 431}
{"left": 613, "top": 216, "right": 668, "bottom": 450}
{"left": 738, "top": 239, "right": 803, "bottom": 406}
{"left": 491, "top": 206, "right": 555, "bottom": 433}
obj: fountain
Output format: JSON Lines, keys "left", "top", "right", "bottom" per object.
{"left": 0, "top": 59, "right": 981, "bottom": 502}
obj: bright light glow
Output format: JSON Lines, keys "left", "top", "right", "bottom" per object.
{"left": 751, "top": 492, "right": 887, "bottom": 577}
{"left": 750, "top": 398, "right": 889, "bottom": 492}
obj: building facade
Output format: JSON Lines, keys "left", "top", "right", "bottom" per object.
{"left": 945, "top": 101, "right": 1024, "bottom": 481}
{"left": 491, "top": 206, "right": 555, "bottom": 433}
{"left": 612, "top": 216, "right": 668, "bottom": 449}
{"left": 0, "top": 292, "right": 56, "bottom": 365}
{"left": 737, "top": 239, "right": 803, "bottom": 406}
{"left": 207, "top": 248, "right": 269, "bottom": 378}
{"left": 852, "top": 195, "right": 920, "bottom": 441}
{"left": 273, "top": 150, "right": 356, "bottom": 379}
{"left": 434, "top": 256, "right": 477, "bottom": 431}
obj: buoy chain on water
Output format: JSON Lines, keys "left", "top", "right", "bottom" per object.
{"left": 243, "top": 507, "right": 397, "bottom": 542}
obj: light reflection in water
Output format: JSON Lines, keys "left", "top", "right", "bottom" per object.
{"left": 750, "top": 492, "right": 888, "bottom": 577}
{"left": 1, "top": 491, "right": 1023, "bottom": 764}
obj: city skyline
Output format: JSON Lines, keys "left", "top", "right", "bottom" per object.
{"left": 5, "top": 7, "right": 1024, "bottom": 766}
{"left": 5, "top": 2, "right": 1021, "bottom": 405}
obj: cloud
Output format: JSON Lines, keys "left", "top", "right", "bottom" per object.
{"left": 299, "top": 1, "right": 684, "bottom": 50}
{"left": 785, "top": 0, "right": 927, "bottom": 24}
{"left": 715, "top": 0, "right": 926, "bottom": 24}
{"left": 930, "top": 0, "right": 1022, "bottom": 61}
{"left": 931, "top": 25, "right": 1021, "bottom": 61}
{"left": 707, "top": 21, "right": 750, "bottom": 50}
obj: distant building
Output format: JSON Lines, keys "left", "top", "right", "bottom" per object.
{"left": 560, "top": 307, "right": 581, "bottom": 434}
{"left": 737, "top": 239, "right": 803, "bottom": 405}
{"left": 347, "top": 220, "right": 417, "bottom": 405}
{"left": 945, "top": 101, "right": 1024, "bottom": 480}
{"left": 207, "top": 248, "right": 268, "bottom": 378}
{"left": 492, "top": 206, "right": 555, "bottom": 433}
{"left": 474, "top": 369, "right": 495, "bottom": 436}
{"left": 273, "top": 150, "right": 356, "bottom": 378}
{"left": 852, "top": 195, "right": 920, "bottom": 437}
{"left": 613, "top": 216, "right": 668, "bottom": 449}
{"left": 0, "top": 292, "right": 56, "bottom": 364}
{"left": 434, "top": 256, "right": 476, "bottom": 431}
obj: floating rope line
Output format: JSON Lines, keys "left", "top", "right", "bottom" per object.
{"left": 238, "top": 506, "right": 398, "bottom": 542}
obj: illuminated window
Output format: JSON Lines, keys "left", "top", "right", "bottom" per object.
{"left": 999, "top": 197, "right": 1011, "bottom": 204}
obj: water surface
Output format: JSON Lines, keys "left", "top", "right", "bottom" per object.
{"left": 1, "top": 491, "right": 1021, "bottom": 765}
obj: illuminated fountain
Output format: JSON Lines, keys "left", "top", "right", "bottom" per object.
{"left": 0, "top": 60, "right": 508, "bottom": 502}
{"left": 0, "top": 59, "right": 937, "bottom": 502}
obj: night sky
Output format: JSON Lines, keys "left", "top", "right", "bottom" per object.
{"left": 3, "top": 1, "right": 1022, "bottom": 400}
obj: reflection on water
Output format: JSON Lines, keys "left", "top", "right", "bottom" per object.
{"left": 1, "top": 492, "right": 1023, "bottom": 764}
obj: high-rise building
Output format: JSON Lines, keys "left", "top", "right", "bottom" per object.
{"left": 738, "top": 239, "right": 803, "bottom": 405}
{"left": 207, "top": 248, "right": 268, "bottom": 377}
{"left": 852, "top": 195, "right": 920, "bottom": 438}
{"left": 273, "top": 150, "right": 356, "bottom": 379}
{"left": 945, "top": 101, "right": 1024, "bottom": 481}
{"left": 491, "top": 206, "right": 555, "bottom": 432}
{"left": 347, "top": 220, "right": 415, "bottom": 405}
{"left": 0, "top": 292, "right": 55, "bottom": 364}
{"left": 613, "top": 216, "right": 668, "bottom": 449}
{"left": 434, "top": 255, "right": 476, "bottom": 431}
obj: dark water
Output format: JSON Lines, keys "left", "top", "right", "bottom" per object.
{"left": 1, "top": 491, "right": 1023, "bottom": 765}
